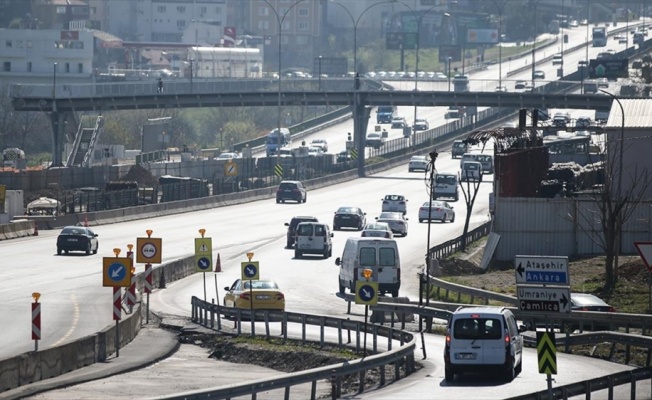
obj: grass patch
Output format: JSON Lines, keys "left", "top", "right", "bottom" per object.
{"left": 230, "top": 335, "right": 359, "bottom": 359}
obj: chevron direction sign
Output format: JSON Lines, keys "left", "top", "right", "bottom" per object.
{"left": 537, "top": 331, "right": 557, "bottom": 375}
{"left": 517, "top": 285, "right": 571, "bottom": 313}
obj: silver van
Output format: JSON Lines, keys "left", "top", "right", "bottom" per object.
{"left": 336, "top": 237, "right": 400, "bottom": 297}
{"left": 444, "top": 306, "right": 525, "bottom": 382}
{"left": 295, "top": 222, "right": 333, "bottom": 259}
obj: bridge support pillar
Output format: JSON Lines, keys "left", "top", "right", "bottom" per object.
{"left": 49, "top": 111, "right": 67, "bottom": 167}
{"left": 353, "top": 75, "right": 371, "bottom": 178}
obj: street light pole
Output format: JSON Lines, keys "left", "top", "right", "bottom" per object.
{"left": 52, "top": 62, "right": 57, "bottom": 100}
{"left": 318, "top": 55, "right": 322, "bottom": 91}
{"left": 447, "top": 57, "right": 452, "bottom": 91}
{"left": 491, "top": 0, "right": 509, "bottom": 88}
{"left": 189, "top": 58, "right": 194, "bottom": 93}
{"left": 531, "top": 0, "right": 539, "bottom": 88}
{"left": 262, "top": 0, "right": 306, "bottom": 169}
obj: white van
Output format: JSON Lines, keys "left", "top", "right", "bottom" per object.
{"left": 474, "top": 153, "right": 494, "bottom": 174}
{"left": 433, "top": 173, "right": 459, "bottom": 201}
{"left": 444, "top": 306, "right": 525, "bottom": 382}
{"left": 336, "top": 237, "right": 400, "bottom": 298}
{"left": 460, "top": 161, "right": 482, "bottom": 181}
{"left": 295, "top": 222, "right": 333, "bottom": 259}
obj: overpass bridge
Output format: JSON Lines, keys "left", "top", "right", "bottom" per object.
{"left": 9, "top": 78, "right": 617, "bottom": 168}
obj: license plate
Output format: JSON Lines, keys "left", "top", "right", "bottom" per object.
{"left": 68, "top": 238, "right": 78, "bottom": 242}
{"left": 455, "top": 353, "right": 477, "bottom": 360}
{"left": 256, "top": 295, "right": 271, "bottom": 300}
{"left": 341, "top": 216, "right": 350, "bottom": 219}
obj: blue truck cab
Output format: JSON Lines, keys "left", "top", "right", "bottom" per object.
{"left": 265, "top": 128, "right": 292, "bottom": 157}
{"left": 376, "top": 105, "right": 397, "bottom": 124}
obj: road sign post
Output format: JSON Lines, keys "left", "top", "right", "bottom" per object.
{"left": 241, "top": 252, "right": 259, "bottom": 336}
{"left": 537, "top": 331, "right": 557, "bottom": 398}
{"left": 195, "top": 229, "right": 213, "bottom": 302}
{"left": 113, "top": 286, "right": 121, "bottom": 357}
{"left": 137, "top": 230, "right": 162, "bottom": 324}
{"left": 635, "top": 242, "right": 652, "bottom": 311}
{"left": 125, "top": 245, "right": 136, "bottom": 313}
{"left": 32, "top": 292, "right": 41, "bottom": 352}
{"left": 355, "top": 268, "right": 377, "bottom": 357}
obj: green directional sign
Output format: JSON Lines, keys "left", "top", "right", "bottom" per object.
{"left": 588, "top": 59, "right": 628, "bottom": 79}
{"left": 537, "top": 331, "right": 557, "bottom": 375}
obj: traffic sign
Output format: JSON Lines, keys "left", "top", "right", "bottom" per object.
{"left": 537, "top": 331, "right": 557, "bottom": 375}
{"left": 635, "top": 242, "right": 652, "bottom": 271}
{"left": 195, "top": 237, "right": 212, "bottom": 254}
{"left": 274, "top": 164, "right": 283, "bottom": 177}
{"left": 517, "top": 285, "right": 571, "bottom": 313}
{"left": 196, "top": 256, "right": 212, "bottom": 272}
{"left": 224, "top": 160, "right": 238, "bottom": 177}
{"left": 241, "top": 261, "right": 259, "bottom": 280}
{"left": 514, "top": 255, "right": 569, "bottom": 285}
{"left": 103, "top": 257, "right": 132, "bottom": 287}
{"left": 588, "top": 59, "right": 628, "bottom": 79}
{"left": 136, "top": 237, "right": 162, "bottom": 264}
{"left": 355, "top": 281, "right": 378, "bottom": 305}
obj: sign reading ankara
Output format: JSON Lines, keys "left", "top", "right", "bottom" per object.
{"left": 514, "top": 255, "right": 569, "bottom": 285}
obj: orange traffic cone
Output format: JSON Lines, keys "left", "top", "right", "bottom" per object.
{"left": 215, "top": 253, "right": 222, "bottom": 272}
{"left": 33, "top": 222, "right": 39, "bottom": 236}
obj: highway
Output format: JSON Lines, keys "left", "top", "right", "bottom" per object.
{"left": 1, "top": 22, "right": 643, "bottom": 398}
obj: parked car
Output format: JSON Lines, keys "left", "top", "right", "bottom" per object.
{"left": 391, "top": 116, "right": 407, "bottom": 129}
{"left": 365, "top": 132, "right": 385, "bottom": 148}
{"left": 418, "top": 201, "right": 455, "bottom": 223}
{"left": 56, "top": 226, "right": 99, "bottom": 255}
{"left": 375, "top": 212, "right": 408, "bottom": 237}
{"left": 408, "top": 155, "right": 429, "bottom": 172}
{"left": 361, "top": 222, "right": 394, "bottom": 238}
{"left": 284, "top": 215, "right": 319, "bottom": 248}
{"left": 276, "top": 180, "right": 307, "bottom": 203}
{"left": 333, "top": 206, "right": 367, "bottom": 231}
{"left": 223, "top": 278, "right": 285, "bottom": 312}
{"left": 413, "top": 118, "right": 429, "bottom": 131}
{"left": 216, "top": 152, "right": 241, "bottom": 160}
{"left": 381, "top": 194, "right": 408, "bottom": 215}
{"left": 310, "top": 138, "right": 328, "bottom": 152}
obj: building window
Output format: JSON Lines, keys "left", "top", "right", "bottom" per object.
{"left": 177, "top": 6, "right": 186, "bottom": 13}
{"left": 157, "top": 5, "right": 165, "bottom": 13}
{"left": 215, "top": 6, "right": 221, "bottom": 14}
{"left": 78, "top": 63, "right": 83, "bottom": 73}
{"left": 200, "top": 6, "right": 207, "bottom": 14}
{"left": 5, "top": 40, "right": 11, "bottom": 48}
{"left": 297, "top": 35, "right": 308, "bottom": 45}
{"left": 65, "top": 63, "right": 70, "bottom": 73}
{"left": 16, "top": 41, "right": 23, "bottom": 48}
{"left": 90, "top": 6, "right": 96, "bottom": 15}
{"left": 3, "top": 62, "right": 10, "bottom": 72}
{"left": 281, "top": 20, "right": 290, "bottom": 31}
{"left": 177, "top": 20, "right": 186, "bottom": 28}
{"left": 27, "top": 61, "right": 32, "bottom": 72}
{"left": 298, "top": 21, "right": 308, "bottom": 30}
{"left": 258, "top": 6, "right": 269, "bottom": 16}
{"left": 298, "top": 8, "right": 308, "bottom": 17}
{"left": 27, "top": 41, "right": 32, "bottom": 48}
{"left": 56, "top": 6, "right": 66, "bottom": 14}
{"left": 258, "top": 20, "right": 269, "bottom": 30}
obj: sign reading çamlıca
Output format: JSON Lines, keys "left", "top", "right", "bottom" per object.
{"left": 517, "top": 285, "right": 571, "bottom": 313}
{"left": 514, "top": 255, "right": 569, "bottom": 285}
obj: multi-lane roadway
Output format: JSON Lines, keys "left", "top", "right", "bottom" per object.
{"left": 0, "top": 22, "right": 643, "bottom": 398}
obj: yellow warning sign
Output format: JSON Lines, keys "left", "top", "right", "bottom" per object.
{"left": 537, "top": 331, "right": 557, "bottom": 375}
{"left": 195, "top": 237, "right": 212, "bottom": 255}
{"left": 225, "top": 160, "right": 238, "bottom": 177}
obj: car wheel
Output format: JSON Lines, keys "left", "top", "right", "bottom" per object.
{"left": 323, "top": 249, "right": 328, "bottom": 259}
{"left": 276, "top": 199, "right": 280, "bottom": 204}
{"left": 419, "top": 219, "right": 424, "bottom": 223}
{"left": 93, "top": 244, "right": 98, "bottom": 254}
{"left": 445, "top": 367, "right": 455, "bottom": 381}
{"left": 333, "top": 225, "right": 339, "bottom": 231}
{"left": 408, "top": 168, "right": 413, "bottom": 172}
{"left": 451, "top": 214, "right": 455, "bottom": 223}
{"left": 303, "top": 194, "right": 307, "bottom": 203}
{"left": 328, "top": 248, "right": 333, "bottom": 257}
{"left": 57, "top": 247, "right": 63, "bottom": 255}
{"left": 454, "top": 195, "right": 459, "bottom": 202}
{"left": 339, "top": 281, "right": 345, "bottom": 294}
{"left": 391, "top": 289, "right": 399, "bottom": 297}
{"left": 440, "top": 217, "right": 445, "bottom": 223}
{"left": 403, "top": 231, "right": 407, "bottom": 237}
{"left": 286, "top": 240, "right": 292, "bottom": 249}
{"left": 504, "top": 361, "right": 515, "bottom": 382}
{"left": 85, "top": 243, "right": 91, "bottom": 255}
{"left": 515, "top": 360, "right": 522, "bottom": 376}
{"left": 295, "top": 250, "right": 301, "bottom": 259}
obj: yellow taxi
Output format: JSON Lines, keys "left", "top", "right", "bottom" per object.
{"left": 223, "top": 279, "right": 285, "bottom": 311}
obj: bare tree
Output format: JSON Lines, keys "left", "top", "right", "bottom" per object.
{"left": 569, "top": 135, "right": 652, "bottom": 292}
{"left": 458, "top": 168, "right": 484, "bottom": 251}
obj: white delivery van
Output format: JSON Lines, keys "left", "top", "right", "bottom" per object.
{"left": 335, "top": 237, "right": 400, "bottom": 298}
{"left": 460, "top": 161, "right": 482, "bottom": 181}
{"left": 433, "top": 172, "right": 459, "bottom": 201}
{"left": 474, "top": 153, "right": 494, "bottom": 174}
{"left": 444, "top": 306, "right": 525, "bottom": 382}
{"left": 295, "top": 222, "right": 333, "bottom": 259}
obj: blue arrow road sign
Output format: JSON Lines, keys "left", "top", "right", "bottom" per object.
{"left": 108, "top": 262, "right": 126, "bottom": 282}
{"left": 358, "top": 284, "right": 376, "bottom": 302}
{"left": 243, "top": 263, "right": 257, "bottom": 278}
{"left": 197, "top": 257, "right": 211, "bottom": 271}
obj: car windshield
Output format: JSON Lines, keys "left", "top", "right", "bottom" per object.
{"left": 411, "top": 156, "right": 426, "bottom": 161}
{"left": 279, "top": 182, "right": 297, "bottom": 189}
{"left": 368, "top": 133, "right": 380, "bottom": 138}
{"left": 61, "top": 227, "right": 88, "bottom": 235}
{"left": 384, "top": 195, "right": 404, "bottom": 201}
{"left": 365, "top": 223, "right": 389, "bottom": 230}
{"left": 379, "top": 212, "right": 401, "bottom": 220}
{"left": 243, "top": 280, "right": 278, "bottom": 290}
{"left": 423, "top": 201, "right": 445, "bottom": 208}
{"left": 453, "top": 142, "right": 465, "bottom": 148}
{"left": 337, "top": 207, "right": 359, "bottom": 214}
{"left": 453, "top": 318, "right": 502, "bottom": 340}
{"left": 436, "top": 176, "right": 457, "bottom": 185}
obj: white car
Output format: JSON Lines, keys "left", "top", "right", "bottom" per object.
{"left": 391, "top": 116, "right": 407, "bottom": 129}
{"left": 418, "top": 201, "right": 455, "bottom": 223}
{"left": 381, "top": 194, "right": 407, "bottom": 215}
{"left": 413, "top": 118, "right": 429, "bottom": 131}
{"left": 216, "top": 152, "right": 241, "bottom": 160}
{"left": 310, "top": 138, "right": 328, "bottom": 152}
{"left": 375, "top": 212, "right": 408, "bottom": 237}
{"left": 361, "top": 222, "right": 393, "bottom": 238}
{"left": 408, "top": 155, "right": 428, "bottom": 172}
{"left": 307, "top": 147, "right": 324, "bottom": 156}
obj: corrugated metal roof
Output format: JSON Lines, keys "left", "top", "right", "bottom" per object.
{"left": 605, "top": 99, "right": 652, "bottom": 128}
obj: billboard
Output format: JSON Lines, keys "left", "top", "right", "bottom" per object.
{"left": 588, "top": 59, "right": 628, "bottom": 79}
{"left": 466, "top": 29, "right": 499, "bottom": 44}
{"left": 385, "top": 32, "right": 418, "bottom": 50}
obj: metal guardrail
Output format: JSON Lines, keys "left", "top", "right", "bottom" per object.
{"left": 165, "top": 296, "right": 417, "bottom": 400}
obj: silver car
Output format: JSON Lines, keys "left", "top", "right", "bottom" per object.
{"left": 418, "top": 201, "right": 455, "bottom": 223}
{"left": 375, "top": 212, "right": 408, "bottom": 237}
{"left": 361, "top": 222, "right": 393, "bottom": 239}
{"left": 409, "top": 155, "right": 429, "bottom": 172}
